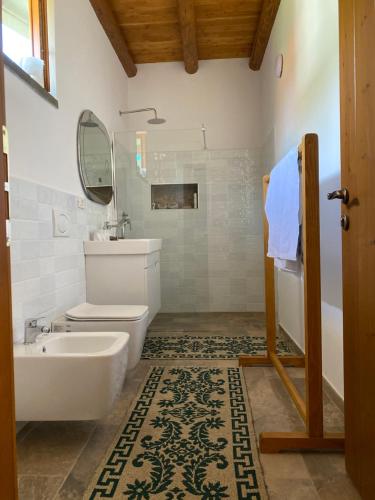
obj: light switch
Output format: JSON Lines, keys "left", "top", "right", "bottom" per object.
{"left": 53, "top": 209, "right": 70, "bottom": 237}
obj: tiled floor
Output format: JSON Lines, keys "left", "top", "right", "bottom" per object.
{"left": 16, "top": 313, "right": 360, "bottom": 500}
{"left": 148, "top": 312, "right": 267, "bottom": 336}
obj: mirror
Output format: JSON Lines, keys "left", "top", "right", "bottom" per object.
{"left": 77, "top": 110, "right": 113, "bottom": 205}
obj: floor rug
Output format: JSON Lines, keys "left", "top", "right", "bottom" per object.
{"left": 142, "top": 335, "right": 293, "bottom": 360}
{"left": 84, "top": 366, "right": 268, "bottom": 499}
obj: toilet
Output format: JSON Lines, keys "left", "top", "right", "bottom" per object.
{"left": 52, "top": 303, "right": 149, "bottom": 370}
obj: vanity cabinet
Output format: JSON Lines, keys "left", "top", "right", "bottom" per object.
{"left": 84, "top": 240, "right": 162, "bottom": 324}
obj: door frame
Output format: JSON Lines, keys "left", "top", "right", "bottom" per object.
{"left": 0, "top": 0, "right": 19, "bottom": 497}
{"left": 339, "top": 0, "right": 375, "bottom": 498}
{"left": 0, "top": 1, "right": 370, "bottom": 499}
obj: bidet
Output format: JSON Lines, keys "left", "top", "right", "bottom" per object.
{"left": 14, "top": 331, "right": 129, "bottom": 420}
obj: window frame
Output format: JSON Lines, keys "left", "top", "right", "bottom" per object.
{"left": 2, "top": 0, "right": 50, "bottom": 92}
{"left": 29, "top": 0, "right": 50, "bottom": 91}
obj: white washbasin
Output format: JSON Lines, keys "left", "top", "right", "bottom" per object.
{"left": 14, "top": 331, "right": 129, "bottom": 421}
{"left": 84, "top": 238, "right": 162, "bottom": 255}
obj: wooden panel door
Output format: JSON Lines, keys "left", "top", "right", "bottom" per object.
{"left": 0, "top": 0, "right": 18, "bottom": 497}
{"left": 339, "top": 1, "right": 375, "bottom": 498}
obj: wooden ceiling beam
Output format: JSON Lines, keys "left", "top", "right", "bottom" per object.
{"left": 177, "top": 0, "right": 199, "bottom": 74}
{"left": 90, "top": 0, "right": 137, "bottom": 77}
{"left": 249, "top": 0, "right": 280, "bottom": 71}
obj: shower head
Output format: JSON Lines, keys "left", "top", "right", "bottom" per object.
{"left": 147, "top": 117, "right": 166, "bottom": 125}
{"left": 119, "top": 107, "right": 166, "bottom": 125}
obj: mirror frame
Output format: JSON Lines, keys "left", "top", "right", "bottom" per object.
{"left": 77, "top": 110, "right": 114, "bottom": 205}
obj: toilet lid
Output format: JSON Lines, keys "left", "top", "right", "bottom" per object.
{"left": 65, "top": 303, "right": 149, "bottom": 321}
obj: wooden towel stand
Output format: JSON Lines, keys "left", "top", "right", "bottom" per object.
{"left": 239, "top": 134, "right": 345, "bottom": 453}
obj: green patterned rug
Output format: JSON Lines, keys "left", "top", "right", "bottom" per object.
{"left": 142, "top": 335, "right": 293, "bottom": 360}
{"left": 84, "top": 367, "right": 267, "bottom": 499}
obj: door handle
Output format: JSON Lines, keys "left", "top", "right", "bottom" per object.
{"left": 327, "top": 188, "right": 349, "bottom": 204}
{"left": 340, "top": 215, "right": 350, "bottom": 231}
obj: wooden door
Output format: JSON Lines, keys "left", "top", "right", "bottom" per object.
{"left": 0, "top": 0, "right": 18, "bottom": 497}
{"left": 339, "top": 1, "right": 375, "bottom": 498}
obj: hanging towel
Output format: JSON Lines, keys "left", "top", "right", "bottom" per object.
{"left": 265, "top": 148, "right": 300, "bottom": 262}
{"left": 274, "top": 258, "right": 301, "bottom": 273}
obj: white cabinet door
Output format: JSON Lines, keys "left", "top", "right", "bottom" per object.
{"left": 145, "top": 257, "right": 161, "bottom": 322}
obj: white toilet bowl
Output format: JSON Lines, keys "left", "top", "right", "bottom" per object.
{"left": 52, "top": 303, "right": 149, "bottom": 370}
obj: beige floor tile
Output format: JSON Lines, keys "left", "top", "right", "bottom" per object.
{"left": 266, "top": 478, "right": 320, "bottom": 500}
{"left": 303, "top": 454, "right": 360, "bottom": 499}
{"left": 261, "top": 453, "right": 311, "bottom": 480}
{"left": 53, "top": 424, "right": 119, "bottom": 500}
{"left": 313, "top": 475, "right": 361, "bottom": 500}
{"left": 18, "top": 475, "right": 64, "bottom": 500}
{"left": 17, "top": 421, "right": 94, "bottom": 476}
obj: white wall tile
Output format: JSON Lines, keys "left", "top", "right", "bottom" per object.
{"left": 23, "top": 292, "right": 56, "bottom": 319}
{"left": 10, "top": 177, "right": 106, "bottom": 343}
{"left": 55, "top": 268, "right": 81, "bottom": 288}
{"left": 12, "top": 260, "right": 41, "bottom": 283}
{"left": 20, "top": 240, "right": 40, "bottom": 260}
{"left": 39, "top": 240, "right": 55, "bottom": 257}
{"left": 10, "top": 197, "right": 39, "bottom": 220}
{"left": 116, "top": 148, "right": 265, "bottom": 312}
{"left": 38, "top": 204, "right": 52, "bottom": 221}
{"left": 40, "top": 257, "right": 56, "bottom": 276}
{"left": 12, "top": 220, "right": 39, "bottom": 240}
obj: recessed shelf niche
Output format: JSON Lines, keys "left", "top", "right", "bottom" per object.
{"left": 151, "top": 184, "right": 198, "bottom": 210}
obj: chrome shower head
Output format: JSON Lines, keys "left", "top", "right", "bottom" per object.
{"left": 119, "top": 107, "right": 166, "bottom": 125}
{"left": 147, "top": 117, "right": 166, "bottom": 125}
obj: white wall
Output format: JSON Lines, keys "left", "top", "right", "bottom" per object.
{"left": 5, "top": 0, "right": 128, "bottom": 193}
{"left": 125, "top": 59, "right": 262, "bottom": 151}
{"left": 5, "top": 0, "right": 129, "bottom": 343}
{"left": 260, "top": 0, "right": 343, "bottom": 396}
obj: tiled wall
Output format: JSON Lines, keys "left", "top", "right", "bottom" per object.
{"left": 115, "top": 147, "right": 265, "bottom": 312}
{"left": 10, "top": 177, "right": 108, "bottom": 343}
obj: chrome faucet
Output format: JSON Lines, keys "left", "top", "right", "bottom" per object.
{"left": 24, "top": 317, "right": 51, "bottom": 344}
{"left": 104, "top": 212, "right": 131, "bottom": 239}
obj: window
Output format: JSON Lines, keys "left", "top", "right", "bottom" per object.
{"left": 2, "top": 0, "right": 50, "bottom": 91}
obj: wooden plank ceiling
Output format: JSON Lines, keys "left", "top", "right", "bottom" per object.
{"left": 90, "top": 0, "right": 280, "bottom": 77}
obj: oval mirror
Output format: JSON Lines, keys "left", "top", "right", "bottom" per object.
{"left": 77, "top": 110, "right": 113, "bottom": 205}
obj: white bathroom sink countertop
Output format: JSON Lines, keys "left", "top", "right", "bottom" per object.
{"left": 84, "top": 238, "right": 162, "bottom": 255}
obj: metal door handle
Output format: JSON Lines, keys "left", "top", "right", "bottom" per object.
{"left": 327, "top": 188, "right": 349, "bottom": 204}
{"left": 340, "top": 215, "right": 350, "bottom": 231}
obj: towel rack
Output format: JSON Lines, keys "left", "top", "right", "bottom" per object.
{"left": 239, "top": 134, "right": 345, "bottom": 453}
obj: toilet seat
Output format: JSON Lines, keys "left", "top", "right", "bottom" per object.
{"left": 65, "top": 303, "right": 149, "bottom": 322}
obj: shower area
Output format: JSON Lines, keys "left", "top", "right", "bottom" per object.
{"left": 113, "top": 126, "right": 265, "bottom": 313}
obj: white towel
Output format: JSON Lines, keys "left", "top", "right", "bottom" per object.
{"left": 274, "top": 258, "right": 301, "bottom": 273}
{"left": 265, "top": 148, "right": 300, "bottom": 262}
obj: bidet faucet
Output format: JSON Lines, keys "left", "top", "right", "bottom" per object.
{"left": 24, "top": 317, "right": 51, "bottom": 344}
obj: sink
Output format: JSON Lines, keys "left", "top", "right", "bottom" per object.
{"left": 84, "top": 238, "right": 162, "bottom": 255}
{"left": 14, "top": 331, "right": 129, "bottom": 421}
